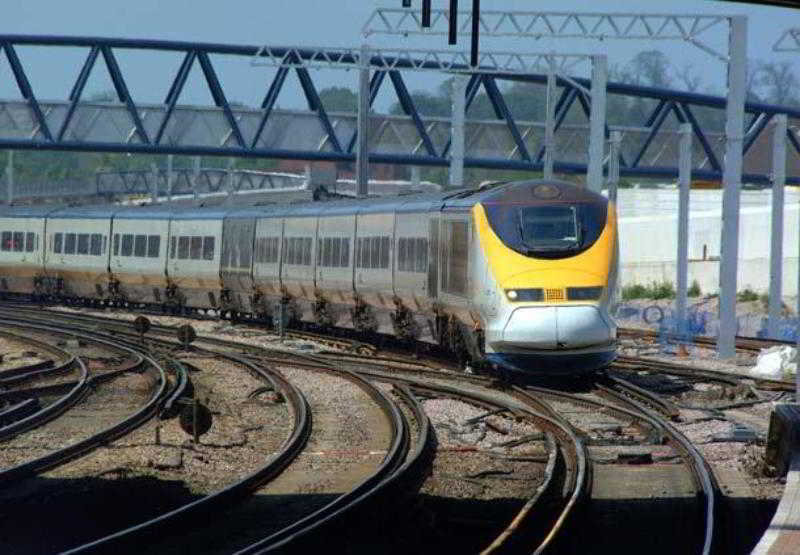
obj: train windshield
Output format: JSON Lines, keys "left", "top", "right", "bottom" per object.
{"left": 518, "top": 206, "right": 580, "bottom": 252}
{"left": 481, "top": 181, "right": 608, "bottom": 260}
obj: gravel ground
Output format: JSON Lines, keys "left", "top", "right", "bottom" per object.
{"left": 419, "top": 397, "right": 546, "bottom": 500}
{"left": 39, "top": 354, "right": 293, "bottom": 495}
{"left": 143, "top": 363, "right": 393, "bottom": 555}
{"left": 0, "top": 368, "right": 158, "bottom": 473}
{"left": 0, "top": 335, "right": 50, "bottom": 372}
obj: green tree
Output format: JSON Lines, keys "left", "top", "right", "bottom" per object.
{"left": 318, "top": 86, "right": 358, "bottom": 113}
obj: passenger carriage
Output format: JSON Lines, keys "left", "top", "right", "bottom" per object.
{"left": 167, "top": 208, "right": 224, "bottom": 311}
{"left": 0, "top": 205, "right": 55, "bottom": 298}
{"left": 109, "top": 206, "right": 172, "bottom": 306}
{"left": 44, "top": 206, "right": 112, "bottom": 302}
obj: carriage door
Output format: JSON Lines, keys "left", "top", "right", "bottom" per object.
{"left": 427, "top": 217, "right": 438, "bottom": 299}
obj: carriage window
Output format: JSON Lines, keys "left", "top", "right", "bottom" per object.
{"left": 442, "top": 221, "right": 468, "bottom": 296}
{"left": 188, "top": 236, "right": 201, "bottom": 260}
{"left": 134, "top": 234, "right": 147, "bottom": 257}
{"left": 415, "top": 238, "right": 428, "bottom": 272}
{"left": 398, "top": 238, "right": 408, "bottom": 271}
{"left": 113, "top": 234, "right": 120, "bottom": 256}
{"left": 318, "top": 237, "right": 349, "bottom": 268}
{"left": 102, "top": 235, "right": 107, "bottom": 255}
{"left": 64, "top": 233, "right": 77, "bottom": 255}
{"left": 380, "top": 237, "right": 390, "bottom": 269}
{"left": 237, "top": 235, "right": 250, "bottom": 268}
{"left": 121, "top": 234, "right": 133, "bottom": 257}
{"left": 1, "top": 231, "right": 10, "bottom": 251}
{"left": 90, "top": 234, "right": 102, "bottom": 256}
{"left": 147, "top": 235, "right": 160, "bottom": 258}
{"left": 76, "top": 233, "right": 89, "bottom": 255}
{"left": 53, "top": 232, "right": 63, "bottom": 253}
{"left": 202, "top": 236, "right": 215, "bottom": 260}
{"left": 178, "top": 236, "right": 190, "bottom": 259}
{"left": 321, "top": 238, "right": 331, "bottom": 267}
{"left": 12, "top": 231, "right": 23, "bottom": 252}
{"left": 254, "top": 238, "right": 264, "bottom": 264}
{"left": 304, "top": 238, "right": 312, "bottom": 265}
{"left": 260, "top": 237, "right": 275, "bottom": 263}
{"left": 170, "top": 236, "right": 176, "bottom": 259}
{"left": 331, "top": 237, "right": 341, "bottom": 268}
{"left": 341, "top": 238, "right": 350, "bottom": 267}
{"left": 25, "top": 232, "right": 35, "bottom": 253}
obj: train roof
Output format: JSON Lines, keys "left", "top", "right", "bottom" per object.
{"left": 111, "top": 204, "right": 177, "bottom": 220}
{"left": 47, "top": 205, "right": 119, "bottom": 219}
{"left": 0, "top": 180, "right": 603, "bottom": 222}
{"left": 0, "top": 204, "right": 66, "bottom": 218}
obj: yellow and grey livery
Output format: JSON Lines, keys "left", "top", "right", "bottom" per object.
{"left": 0, "top": 179, "right": 618, "bottom": 374}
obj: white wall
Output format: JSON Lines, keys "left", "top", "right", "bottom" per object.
{"left": 616, "top": 188, "right": 800, "bottom": 295}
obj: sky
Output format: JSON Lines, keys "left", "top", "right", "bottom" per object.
{"left": 1, "top": 0, "right": 799, "bottom": 111}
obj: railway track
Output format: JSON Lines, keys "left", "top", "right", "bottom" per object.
{"left": 0, "top": 302, "right": 785, "bottom": 553}
{"left": 0, "top": 318, "right": 168, "bottom": 488}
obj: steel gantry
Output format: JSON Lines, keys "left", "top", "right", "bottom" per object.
{"left": 0, "top": 34, "right": 797, "bottom": 185}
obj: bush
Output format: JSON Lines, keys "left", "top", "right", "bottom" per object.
{"left": 651, "top": 281, "right": 676, "bottom": 300}
{"left": 688, "top": 280, "right": 702, "bottom": 297}
{"left": 737, "top": 288, "right": 759, "bottom": 302}
{"left": 622, "top": 283, "right": 649, "bottom": 300}
{"left": 621, "top": 281, "right": 676, "bottom": 300}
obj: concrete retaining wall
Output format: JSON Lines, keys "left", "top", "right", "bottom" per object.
{"left": 617, "top": 188, "right": 800, "bottom": 295}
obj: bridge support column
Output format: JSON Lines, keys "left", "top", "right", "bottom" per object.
{"left": 5, "top": 151, "right": 13, "bottom": 205}
{"left": 150, "top": 163, "right": 158, "bottom": 205}
{"left": 166, "top": 154, "right": 173, "bottom": 204}
{"left": 607, "top": 131, "right": 621, "bottom": 204}
{"left": 717, "top": 15, "right": 748, "bottom": 359}
{"left": 587, "top": 55, "right": 607, "bottom": 193}
{"left": 767, "top": 115, "right": 787, "bottom": 340}
{"left": 543, "top": 62, "right": 556, "bottom": 180}
{"left": 193, "top": 156, "right": 201, "bottom": 203}
{"left": 449, "top": 74, "right": 467, "bottom": 188}
{"left": 676, "top": 123, "right": 692, "bottom": 336}
{"left": 356, "top": 44, "right": 371, "bottom": 198}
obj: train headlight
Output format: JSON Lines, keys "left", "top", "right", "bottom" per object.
{"left": 566, "top": 286, "right": 604, "bottom": 300}
{"left": 505, "top": 289, "right": 543, "bottom": 302}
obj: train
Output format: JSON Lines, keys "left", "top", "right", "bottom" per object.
{"left": 0, "top": 179, "right": 619, "bottom": 374}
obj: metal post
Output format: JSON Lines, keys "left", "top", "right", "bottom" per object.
{"left": 450, "top": 74, "right": 467, "bottom": 188}
{"left": 5, "top": 151, "right": 13, "bottom": 205}
{"left": 607, "top": 131, "right": 621, "bottom": 205}
{"left": 411, "top": 165, "right": 421, "bottom": 187}
{"left": 587, "top": 55, "right": 607, "bottom": 193}
{"left": 149, "top": 163, "right": 158, "bottom": 204}
{"left": 676, "top": 123, "right": 692, "bottom": 337}
{"left": 767, "top": 115, "right": 787, "bottom": 340}
{"left": 192, "top": 156, "right": 201, "bottom": 203}
{"left": 192, "top": 395, "right": 199, "bottom": 444}
{"left": 717, "top": 15, "right": 748, "bottom": 359}
{"left": 543, "top": 60, "right": 556, "bottom": 180}
{"left": 356, "top": 44, "right": 371, "bottom": 198}
{"left": 166, "top": 154, "right": 173, "bottom": 204}
{"left": 226, "top": 157, "right": 235, "bottom": 203}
